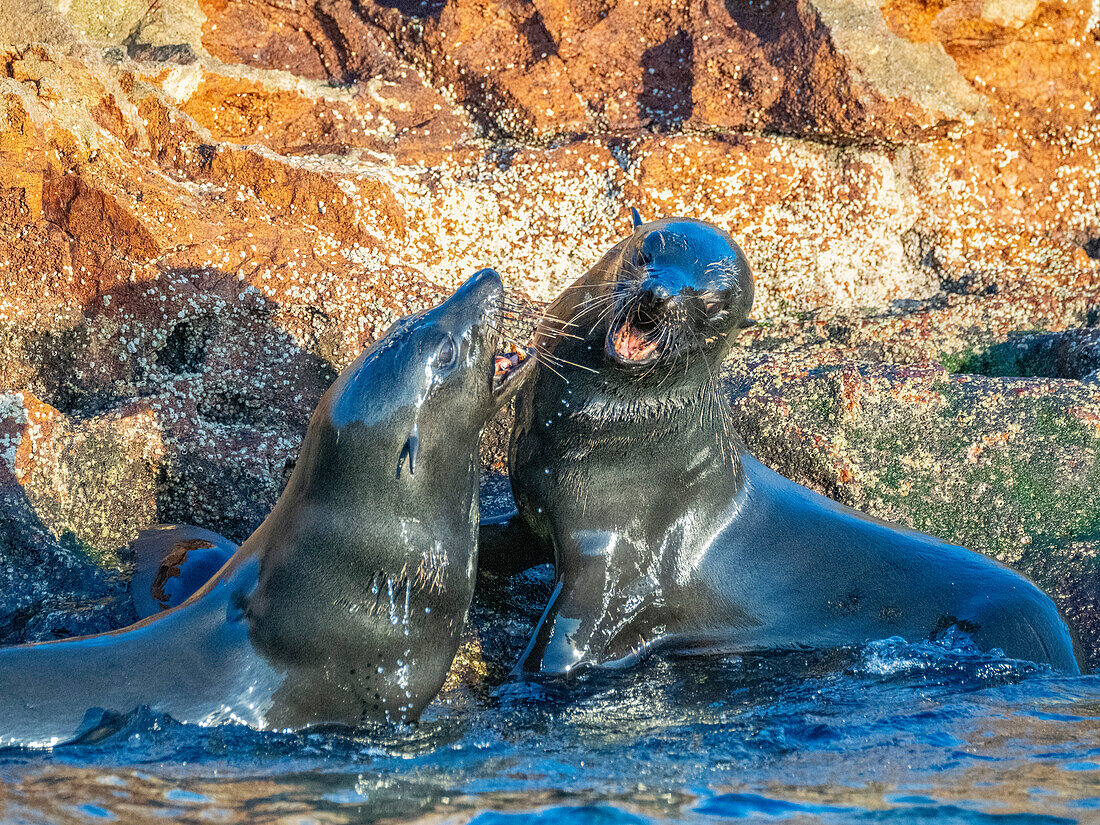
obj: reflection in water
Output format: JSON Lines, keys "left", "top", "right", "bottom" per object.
{"left": 2, "top": 639, "right": 1100, "bottom": 824}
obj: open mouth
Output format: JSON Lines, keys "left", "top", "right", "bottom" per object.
{"left": 606, "top": 305, "right": 663, "bottom": 366}
{"left": 492, "top": 344, "right": 534, "bottom": 395}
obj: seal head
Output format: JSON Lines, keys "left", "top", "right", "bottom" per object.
{"left": 330, "top": 267, "right": 530, "bottom": 446}
{"left": 602, "top": 219, "right": 753, "bottom": 371}
{"left": 534, "top": 219, "right": 752, "bottom": 390}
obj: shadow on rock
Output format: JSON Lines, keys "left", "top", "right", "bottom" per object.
{"left": 0, "top": 484, "right": 133, "bottom": 644}
{"left": 639, "top": 28, "right": 694, "bottom": 130}
{"left": 375, "top": 0, "right": 447, "bottom": 20}
{"left": 0, "top": 267, "right": 338, "bottom": 644}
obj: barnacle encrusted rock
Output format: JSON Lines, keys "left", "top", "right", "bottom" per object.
{"left": 0, "top": 0, "right": 1098, "bottom": 666}
{"left": 726, "top": 317, "right": 1100, "bottom": 660}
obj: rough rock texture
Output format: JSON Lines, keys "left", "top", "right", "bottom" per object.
{"left": 727, "top": 321, "right": 1100, "bottom": 660}
{"left": 0, "top": 391, "right": 147, "bottom": 640}
{"left": 0, "top": 0, "right": 1098, "bottom": 674}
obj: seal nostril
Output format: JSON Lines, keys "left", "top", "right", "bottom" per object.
{"left": 632, "top": 303, "right": 662, "bottom": 334}
{"left": 638, "top": 278, "right": 669, "bottom": 301}
{"left": 630, "top": 287, "right": 669, "bottom": 335}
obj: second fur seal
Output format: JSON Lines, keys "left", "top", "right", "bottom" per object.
{"left": 499, "top": 215, "right": 1082, "bottom": 676}
{"left": 0, "top": 269, "right": 532, "bottom": 747}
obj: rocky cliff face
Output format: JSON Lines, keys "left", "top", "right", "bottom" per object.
{"left": 0, "top": 0, "right": 1098, "bottom": 661}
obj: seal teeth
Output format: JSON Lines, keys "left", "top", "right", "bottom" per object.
{"left": 494, "top": 347, "right": 529, "bottom": 375}
{"left": 492, "top": 346, "right": 531, "bottom": 391}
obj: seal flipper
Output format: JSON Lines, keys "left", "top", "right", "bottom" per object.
{"left": 65, "top": 707, "right": 139, "bottom": 746}
{"left": 129, "top": 525, "right": 238, "bottom": 619}
{"left": 631, "top": 207, "right": 643, "bottom": 229}
{"left": 478, "top": 510, "right": 553, "bottom": 574}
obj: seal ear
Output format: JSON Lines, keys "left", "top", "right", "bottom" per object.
{"left": 398, "top": 426, "right": 419, "bottom": 478}
{"left": 631, "top": 207, "right": 643, "bottom": 229}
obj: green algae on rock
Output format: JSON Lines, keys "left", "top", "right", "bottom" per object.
{"left": 727, "top": 347, "right": 1100, "bottom": 663}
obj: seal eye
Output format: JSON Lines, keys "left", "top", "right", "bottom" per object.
{"left": 434, "top": 335, "right": 457, "bottom": 369}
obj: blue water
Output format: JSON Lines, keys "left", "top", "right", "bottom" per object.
{"left": 2, "top": 634, "right": 1099, "bottom": 824}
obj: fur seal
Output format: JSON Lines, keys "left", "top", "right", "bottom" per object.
{"left": 0, "top": 269, "right": 533, "bottom": 747}
{"left": 500, "top": 216, "right": 1082, "bottom": 676}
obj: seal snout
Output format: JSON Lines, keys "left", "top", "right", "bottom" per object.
{"left": 465, "top": 267, "right": 505, "bottom": 307}
{"left": 459, "top": 268, "right": 533, "bottom": 401}
{"left": 450, "top": 267, "right": 531, "bottom": 397}
{"left": 605, "top": 278, "right": 685, "bottom": 367}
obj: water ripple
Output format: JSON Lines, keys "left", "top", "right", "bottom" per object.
{"left": 1, "top": 639, "right": 1099, "bottom": 823}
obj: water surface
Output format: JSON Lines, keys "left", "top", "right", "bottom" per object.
{"left": 3, "top": 635, "right": 1099, "bottom": 824}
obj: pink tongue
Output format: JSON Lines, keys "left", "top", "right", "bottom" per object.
{"left": 613, "top": 324, "right": 657, "bottom": 360}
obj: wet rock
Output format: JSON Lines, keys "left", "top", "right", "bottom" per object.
{"left": 0, "top": 392, "right": 146, "bottom": 642}
{"left": 0, "top": 0, "right": 1098, "bottom": 676}
{"left": 726, "top": 325, "right": 1100, "bottom": 663}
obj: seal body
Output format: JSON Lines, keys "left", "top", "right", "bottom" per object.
{"left": 507, "top": 218, "right": 1082, "bottom": 676}
{"left": 0, "top": 269, "right": 533, "bottom": 747}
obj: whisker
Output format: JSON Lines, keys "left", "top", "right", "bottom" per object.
{"left": 687, "top": 325, "right": 734, "bottom": 470}
{"left": 483, "top": 321, "right": 531, "bottom": 350}
{"left": 497, "top": 306, "right": 543, "bottom": 318}
{"left": 530, "top": 342, "right": 599, "bottom": 375}
{"left": 536, "top": 327, "right": 585, "bottom": 341}
{"left": 530, "top": 351, "right": 570, "bottom": 383}
{"left": 583, "top": 299, "right": 621, "bottom": 341}
{"left": 638, "top": 317, "right": 672, "bottom": 382}
{"left": 570, "top": 294, "right": 617, "bottom": 315}
{"left": 553, "top": 277, "right": 633, "bottom": 294}
{"left": 644, "top": 320, "right": 675, "bottom": 384}
{"left": 564, "top": 301, "right": 618, "bottom": 334}
{"left": 498, "top": 311, "right": 543, "bottom": 322}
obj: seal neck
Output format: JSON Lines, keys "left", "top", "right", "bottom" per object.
{"left": 556, "top": 363, "right": 746, "bottom": 500}
{"left": 243, "top": 403, "right": 480, "bottom": 623}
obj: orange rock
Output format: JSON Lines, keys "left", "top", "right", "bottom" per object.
{"left": 0, "top": 0, "right": 1098, "bottom": 639}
